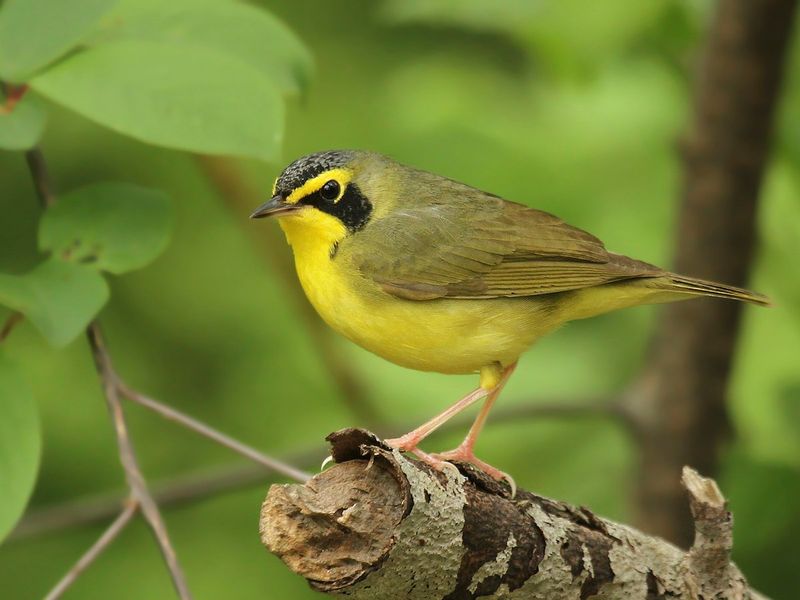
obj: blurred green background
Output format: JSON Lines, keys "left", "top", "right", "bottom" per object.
{"left": 1, "top": 0, "right": 799, "bottom": 598}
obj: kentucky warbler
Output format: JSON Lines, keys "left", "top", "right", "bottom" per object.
{"left": 251, "top": 150, "right": 768, "bottom": 488}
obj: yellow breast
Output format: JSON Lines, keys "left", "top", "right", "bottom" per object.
{"left": 278, "top": 211, "right": 563, "bottom": 374}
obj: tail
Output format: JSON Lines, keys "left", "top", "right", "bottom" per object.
{"left": 655, "top": 273, "right": 771, "bottom": 307}
{"left": 560, "top": 271, "right": 769, "bottom": 322}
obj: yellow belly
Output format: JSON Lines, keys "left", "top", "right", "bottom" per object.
{"left": 277, "top": 211, "right": 666, "bottom": 375}
{"left": 283, "top": 220, "right": 561, "bottom": 374}
{"left": 301, "top": 268, "right": 559, "bottom": 374}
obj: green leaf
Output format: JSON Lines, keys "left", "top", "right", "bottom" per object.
{"left": 0, "top": 0, "right": 120, "bottom": 81}
{"left": 0, "top": 259, "right": 109, "bottom": 347}
{"left": 39, "top": 182, "right": 173, "bottom": 274}
{"left": 30, "top": 40, "right": 284, "bottom": 161}
{"left": 0, "top": 353, "right": 41, "bottom": 542}
{"left": 90, "top": 0, "right": 313, "bottom": 95}
{"left": 0, "top": 92, "right": 46, "bottom": 150}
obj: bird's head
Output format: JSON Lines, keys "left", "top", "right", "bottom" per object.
{"left": 250, "top": 150, "right": 394, "bottom": 251}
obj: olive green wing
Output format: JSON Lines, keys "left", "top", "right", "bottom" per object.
{"left": 348, "top": 197, "right": 663, "bottom": 301}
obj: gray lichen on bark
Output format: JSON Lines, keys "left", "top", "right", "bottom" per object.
{"left": 260, "top": 430, "right": 765, "bottom": 599}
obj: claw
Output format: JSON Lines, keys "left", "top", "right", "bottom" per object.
{"left": 432, "top": 447, "right": 517, "bottom": 497}
{"left": 386, "top": 438, "right": 515, "bottom": 494}
{"left": 388, "top": 362, "right": 519, "bottom": 495}
{"left": 384, "top": 432, "right": 423, "bottom": 453}
{"left": 409, "top": 447, "right": 451, "bottom": 471}
{"left": 320, "top": 454, "right": 335, "bottom": 471}
{"left": 385, "top": 439, "right": 460, "bottom": 475}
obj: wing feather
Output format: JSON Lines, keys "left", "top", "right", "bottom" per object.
{"left": 345, "top": 192, "right": 662, "bottom": 301}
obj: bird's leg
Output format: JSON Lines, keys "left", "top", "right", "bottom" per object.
{"left": 384, "top": 386, "right": 489, "bottom": 454}
{"left": 432, "top": 362, "right": 518, "bottom": 492}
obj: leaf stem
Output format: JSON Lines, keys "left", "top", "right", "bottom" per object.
{"left": 0, "top": 312, "right": 24, "bottom": 343}
{"left": 0, "top": 82, "right": 28, "bottom": 115}
{"left": 24, "top": 147, "right": 55, "bottom": 207}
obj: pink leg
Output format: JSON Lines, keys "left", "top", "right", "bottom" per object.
{"left": 433, "top": 362, "right": 518, "bottom": 493}
{"left": 385, "top": 386, "right": 489, "bottom": 452}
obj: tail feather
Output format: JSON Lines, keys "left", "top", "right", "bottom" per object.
{"left": 658, "top": 274, "right": 770, "bottom": 307}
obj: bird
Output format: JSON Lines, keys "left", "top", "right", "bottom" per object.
{"left": 251, "top": 149, "right": 768, "bottom": 491}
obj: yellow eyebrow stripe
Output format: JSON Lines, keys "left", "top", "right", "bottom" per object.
{"left": 285, "top": 168, "right": 353, "bottom": 204}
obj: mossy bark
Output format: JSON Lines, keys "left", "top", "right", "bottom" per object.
{"left": 260, "top": 429, "right": 765, "bottom": 600}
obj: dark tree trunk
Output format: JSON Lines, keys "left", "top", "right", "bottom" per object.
{"left": 633, "top": 0, "right": 797, "bottom": 545}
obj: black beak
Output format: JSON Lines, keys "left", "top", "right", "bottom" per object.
{"left": 249, "top": 194, "right": 300, "bottom": 219}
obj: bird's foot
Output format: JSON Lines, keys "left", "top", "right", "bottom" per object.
{"left": 385, "top": 434, "right": 516, "bottom": 496}
{"left": 385, "top": 436, "right": 459, "bottom": 472}
{"left": 431, "top": 446, "right": 517, "bottom": 497}
{"left": 384, "top": 432, "right": 425, "bottom": 453}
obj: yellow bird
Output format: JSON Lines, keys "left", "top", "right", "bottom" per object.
{"left": 251, "top": 150, "right": 768, "bottom": 488}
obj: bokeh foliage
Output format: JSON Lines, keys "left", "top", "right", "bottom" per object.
{"left": 0, "top": 0, "right": 798, "bottom": 598}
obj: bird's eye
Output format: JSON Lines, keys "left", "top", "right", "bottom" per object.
{"left": 319, "top": 180, "right": 341, "bottom": 202}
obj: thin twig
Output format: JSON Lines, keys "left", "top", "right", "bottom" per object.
{"left": 86, "top": 324, "right": 193, "bottom": 600}
{"left": 0, "top": 311, "right": 23, "bottom": 342}
{"left": 43, "top": 500, "right": 139, "bottom": 600}
{"left": 22, "top": 143, "right": 314, "bottom": 598}
{"left": 442, "top": 395, "right": 632, "bottom": 436}
{"left": 24, "top": 142, "right": 193, "bottom": 599}
{"left": 12, "top": 449, "right": 327, "bottom": 541}
{"left": 118, "top": 383, "right": 310, "bottom": 483}
{"left": 12, "top": 396, "right": 626, "bottom": 540}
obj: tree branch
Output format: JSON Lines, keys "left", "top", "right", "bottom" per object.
{"left": 20, "top": 144, "right": 314, "bottom": 597}
{"left": 261, "top": 429, "right": 765, "bottom": 599}
{"left": 86, "top": 324, "right": 193, "bottom": 600}
{"left": 11, "top": 453, "right": 324, "bottom": 542}
{"left": 635, "top": 0, "right": 797, "bottom": 545}
{"left": 43, "top": 500, "right": 139, "bottom": 600}
{"left": 460, "top": 394, "right": 638, "bottom": 436}
{"left": 12, "top": 465, "right": 269, "bottom": 540}
{"left": 22, "top": 143, "right": 188, "bottom": 598}
{"left": 12, "top": 395, "right": 622, "bottom": 540}
{"left": 117, "top": 382, "right": 310, "bottom": 483}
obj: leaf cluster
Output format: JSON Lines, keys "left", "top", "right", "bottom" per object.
{"left": 0, "top": 0, "right": 310, "bottom": 547}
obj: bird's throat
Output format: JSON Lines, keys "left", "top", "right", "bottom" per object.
{"left": 278, "top": 210, "right": 348, "bottom": 260}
